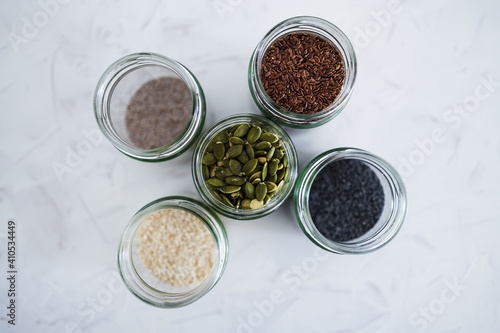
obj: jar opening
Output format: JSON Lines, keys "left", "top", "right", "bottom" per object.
{"left": 294, "top": 148, "right": 407, "bottom": 254}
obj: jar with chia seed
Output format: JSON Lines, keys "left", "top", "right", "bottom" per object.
{"left": 294, "top": 148, "right": 407, "bottom": 254}
{"left": 94, "top": 52, "right": 205, "bottom": 161}
{"left": 192, "top": 114, "right": 298, "bottom": 220}
{"left": 118, "top": 196, "right": 228, "bottom": 308}
{"left": 248, "top": 16, "right": 357, "bottom": 128}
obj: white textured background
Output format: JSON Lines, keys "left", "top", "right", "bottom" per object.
{"left": 1, "top": 0, "right": 500, "bottom": 332}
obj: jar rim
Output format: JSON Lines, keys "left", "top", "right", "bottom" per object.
{"left": 94, "top": 52, "right": 206, "bottom": 161}
{"left": 192, "top": 113, "right": 299, "bottom": 220}
{"left": 293, "top": 148, "right": 407, "bottom": 254}
{"left": 249, "top": 16, "right": 357, "bottom": 128}
{"left": 117, "top": 196, "right": 228, "bottom": 308}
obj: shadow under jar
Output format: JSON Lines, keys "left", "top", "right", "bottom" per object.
{"left": 192, "top": 114, "right": 298, "bottom": 220}
{"left": 118, "top": 196, "right": 228, "bottom": 308}
{"left": 248, "top": 16, "right": 357, "bottom": 128}
{"left": 294, "top": 148, "right": 407, "bottom": 254}
{"left": 94, "top": 52, "right": 205, "bottom": 161}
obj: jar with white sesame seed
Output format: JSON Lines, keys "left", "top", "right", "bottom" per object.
{"left": 117, "top": 196, "right": 228, "bottom": 308}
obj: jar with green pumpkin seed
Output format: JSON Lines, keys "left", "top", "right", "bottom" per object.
{"left": 192, "top": 114, "right": 298, "bottom": 220}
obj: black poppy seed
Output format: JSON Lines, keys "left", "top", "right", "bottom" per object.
{"left": 308, "top": 159, "right": 385, "bottom": 242}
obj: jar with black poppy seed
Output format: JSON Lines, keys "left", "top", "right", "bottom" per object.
{"left": 192, "top": 114, "right": 298, "bottom": 220}
{"left": 248, "top": 16, "right": 357, "bottom": 128}
{"left": 294, "top": 148, "right": 407, "bottom": 254}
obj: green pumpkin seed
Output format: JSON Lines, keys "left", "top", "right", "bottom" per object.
{"left": 255, "top": 183, "right": 267, "bottom": 201}
{"left": 276, "top": 180, "right": 284, "bottom": 193}
{"left": 234, "top": 124, "right": 250, "bottom": 137}
{"left": 255, "top": 141, "right": 272, "bottom": 151}
{"left": 230, "top": 192, "right": 240, "bottom": 199}
{"left": 242, "top": 158, "right": 258, "bottom": 175}
{"left": 245, "top": 143, "right": 255, "bottom": 159}
{"left": 260, "top": 132, "right": 278, "bottom": 143}
{"left": 282, "top": 155, "right": 288, "bottom": 167}
{"left": 276, "top": 168, "right": 285, "bottom": 182}
{"left": 210, "top": 189, "right": 222, "bottom": 200}
{"left": 262, "top": 162, "right": 268, "bottom": 181}
{"left": 241, "top": 199, "right": 252, "bottom": 209}
{"left": 202, "top": 165, "right": 209, "bottom": 180}
{"left": 263, "top": 194, "right": 272, "bottom": 205}
{"left": 277, "top": 163, "right": 284, "bottom": 170}
{"left": 250, "top": 199, "right": 263, "bottom": 209}
{"left": 207, "top": 178, "right": 226, "bottom": 187}
{"left": 265, "top": 181, "right": 278, "bottom": 193}
{"left": 202, "top": 153, "right": 217, "bottom": 166}
{"left": 247, "top": 126, "right": 262, "bottom": 143}
{"left": 206, "top": 143, "right": 215, "bottom": 153}
{"left": 235, "top": 198, "right": 241, "bottom": 209}
{"left": 214, "top": 142, "right": 225, "bottom": 161}
{"left": 230, "top": 137, "right": 245, "bottom": 145}
{"left": 272, "top": 141, "right": 282, "bottom": 148}
{"left": 255, "top": 150, "right": 267, "bottom": 158}
{"left": 221, "top": 168, "right": 234, "bottom": 177}
{"left": 220, "top": 185, "right": 241, "bottom": 194}
{"left": 274, "top": 149, "right": 284, "bottom": 159}
{"left": 266, "top": 146, "right": 275, "bottom": 161}
{"left": 237, "top": 150, "right": 249, "bottom": 164}
{"left": 243, "top": 182, "right": 255, "bottom": 199}
{"left": 249, "top": 171, "right": 262, "bottom": 182}
{"left": 210, "top": 166, "right": 217, "bottom": 178}
{"left": 266, "top": 173, "right": 277, "bottom": 183}
{"left": 226, "top": 144, "right": 243, "bottom": 159}
{"left": 251, "top": 178, "right": 261, "bottom": 185}
{"left": 215, "top": 167, "right": 225, "bottom": 180}
{"left": 283, "top": 167, "right": 289, "bottom": 181}
{"left": 221, "top": 194, "right": 234, "bottom": 207}
{"left": 228, "top": 124, "right": 239, "bottom": 134}
{"left": 226, "top": 176, "right": 246, "bottom": 186}
{"left": 268, "top": 159, "right": 278, "bottom": 176}
{"left": 229, "top": 159, "right": 242, "bottom": 175}
{"left": 212, "top": 131, "right": 229, "bottom": 144}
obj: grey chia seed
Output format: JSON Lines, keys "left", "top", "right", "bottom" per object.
{"left": 126, "top": 77, "right": 192, "bottom": 150}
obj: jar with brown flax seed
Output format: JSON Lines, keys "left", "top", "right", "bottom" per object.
{"left": 248, "top": 16, "right": 357, "bottom": 128}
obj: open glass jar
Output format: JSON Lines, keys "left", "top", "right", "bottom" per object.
{"left": 248, "top": 16, "right": 357, "bottom": 128}
{"left": 94, "top": 52, "right": 205, "bottom": 161}
{"left": 117, "top": 196, "right": 228, "bottom": 308}
{"left": 192, "top": 114, "right": 298, "bottom": 220}
{"left": 294, "top": 148, "right": 407, "bottom": 254}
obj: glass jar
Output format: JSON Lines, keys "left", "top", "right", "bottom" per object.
{"left": 94, "top": 52, "right": 205, "bottom": 161}
{"left": 248, "top": 16, "right": 357, "bottom": 128}
{"left": 192, "top": 114, "right": 298, "bottom": 220}
{"left": 294, "top": 148, "right": 407, "bottom": 254}
{"left": 117, "top": 196, "right": 228, "bottom": 308}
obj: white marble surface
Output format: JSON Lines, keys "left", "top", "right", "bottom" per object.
{"left": 1, "top": 0, "right": 500, "bottom": 332}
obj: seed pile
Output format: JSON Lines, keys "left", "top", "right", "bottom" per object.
{"left": 126, "top": 77, "right": 192, "bottom": 149}
{"left": 138, "top": 208, "right": 215, "bottom": 287}
{"left": 309, "top": 159, "right": 385, "bottom": 242}
{"left": 260, "top": 32, "right": 345, "bottom": 114}
{"left": 202, "top": 124, "right": 289, "bottom": 210}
